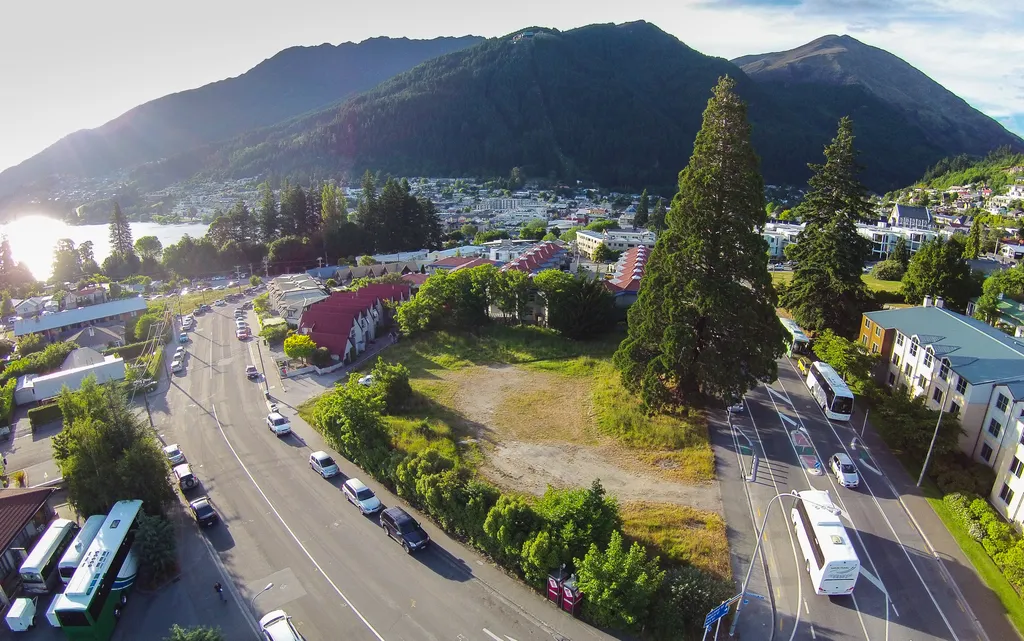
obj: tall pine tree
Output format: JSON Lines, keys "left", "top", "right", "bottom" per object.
{"left": 648, "top": 198, "right": 667, "bottom": 232}
{"left": 109, "top": 202, "right": 134, "bottom": 257}
{"left": 891, "top": 236, "right": 910, "bottom": 266}
{"left": 257, "top": 181, "right": 279, "bottom": 244}
{"left": 356, "top": 171, "right": 382, "bottom": 252}
{"left": 780, "top": 117, "right": 873, "bottom": 338}
{"left": 613, "top": 77, "right": 785, "bottom": 410}
{"left": 964, "top": 217, "right": 982, "bottom": 259}
{"left": 634, "top": 189, "right": 650, "bottom": 228}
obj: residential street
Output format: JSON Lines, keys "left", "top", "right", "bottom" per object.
{"left": 147, "top": 303, "right": 617, "bottom": 641}
{"left": 719, "top": 354, "right": 1012, "bottom": 641}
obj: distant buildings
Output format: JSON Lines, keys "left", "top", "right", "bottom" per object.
{"left": 297, "top": 284, "right": 410, "bottom": 362}
{"left": 13, "top": 297, "right": 147, "bottom": 339}
{"left": 575, "top": 229, "right": 656, "bottom": 260}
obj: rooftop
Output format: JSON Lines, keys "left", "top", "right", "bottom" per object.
{"left": 864, "top": 305, "right": 1024, "bottom": 385}
{"left": 0, "top": 487, "right": 55, "bottom": 550}
{"left": 14, "top": 296, "right": 147, "bottom": 337}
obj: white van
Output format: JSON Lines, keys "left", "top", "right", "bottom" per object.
{"left": 267, "top": 413, "right": 291, "bottom": 436}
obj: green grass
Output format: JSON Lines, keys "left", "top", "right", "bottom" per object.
{"left": 621, "top": 502, "right": 731, "bottom": 581}
{"left": 770, "top": 271, "right": 903, "bottom": 295}
{"left": 924, "top": 485, "right": 1024, "bottom": 636}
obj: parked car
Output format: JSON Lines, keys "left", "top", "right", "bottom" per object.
{"left": 266, "top": 412, "right": 291, "bottom": 436}
{"left": 173, "top": 347, "right": 186, "bottom": 360}
{"left": 309, "top": 451, "right": 340, "bottom": 478}
{"left": 193, "top": 307, "right": 204, "bottom": 316}
{"left": 236, "top": 328, "right": 250, "bottom": 340}
{"left": 357, "top": 374, "right": 374, "bottom": 387}
{"left": 163, "top": 444, "right": 185, "bottom": 465}
{"left": 246, "top": 365, "right": 260, "bottom": 379}
{"left": 215, "top": 299, "right": 226, "bottom": 307}
{"left": 343, "top": 478, "right": 382, "bottom": 514}
{"left": 379, "top": 506, "right": 429, "bottom": 552}
{"left": 171, "top": 359, "right": 184, "bottom": 373}
{"left": 173, "top": 463, "right": 200, "bottom": 492}
{"left": 178, "top": 332, "right": 189, "bottom": 344}
{"left": 829, "top": 453, "right": 859, "bottom": 488}
{"left": 259, "top": 610, "right": 306, "bottom": 641}
{"left": 189, "top": 496, "right": 219, "bottom": 526}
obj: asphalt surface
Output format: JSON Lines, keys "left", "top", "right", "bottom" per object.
{"left": 725, "top": 355, "right": 985, "bottom": 641}
{"left": 151, "top": 299, "right": 615, "bottom": 641}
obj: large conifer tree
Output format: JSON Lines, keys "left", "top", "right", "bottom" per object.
{"left": 634, "top": 189, "right": 650, "bottom": 228}
{"left": 613, "top": 77, "right": 785, "bottom": 410}
{"left": 108, "top": 202, "right": 134, "bottom": 257}
{"left": 780, "top": 117, "right": 873, "bottom": 338}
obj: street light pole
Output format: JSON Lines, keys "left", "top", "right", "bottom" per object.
{"left": 918, "top": 389, "right": 947, "bottom": 487}
{"left": 729, "top": 490, "right": 842, "bottom": 637}
{"left": 251, "top": 582, "right": 274, "bottom": 612}
{"left": 257, "top": 341, "right": 270, "bottom": 393}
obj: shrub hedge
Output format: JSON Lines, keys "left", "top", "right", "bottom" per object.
{"left": 28, "top": 403, "right": 63, "bottom": 430}
{"left": 943, "top": 491, "right": 1024, "bottom": 591}
{"left": 0, "top": 378, "right": 16, "bottom": 428}
{"left": 0, "top": 341, "right": 79, "bottom": 384}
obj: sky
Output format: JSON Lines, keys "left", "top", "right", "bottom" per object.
{"left": 1, "top": 0, "right": 1021, "bottom": 173}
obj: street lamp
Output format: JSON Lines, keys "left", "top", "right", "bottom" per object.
{"left": 251, "top": 582, "right": 274, "bottom": 612}
{"left": 728, "top": 490, "right": 841, "bottom": 637}
{"left": 917, "top": 388, "right": 947, "bottom": 487}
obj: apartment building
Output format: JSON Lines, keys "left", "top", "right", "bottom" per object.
{"left": 859, "top": 301, "right": 1024, "bottom": 523}
{"left": 267, "top": 274, "right": 328, "bottom": 325}
{"left": 856, "top": 222, "right": 940, "bottom": 261}
{"left": 763, "top": 223, "right": 802, "bottom": 259}
{"left": 576, "top": 229, "right": 656, "bottom": 260}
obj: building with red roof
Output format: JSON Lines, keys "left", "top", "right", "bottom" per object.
{"left": 604, "top": 246, "right": 649, "bottom": 306}
{"left": 298, "top": 284, "right": 410, "bottom": 362}
{"left": 500, "top": 242, "right": 568, "bottom": 275}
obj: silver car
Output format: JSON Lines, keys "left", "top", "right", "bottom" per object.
{"left": 829, "top": 453, "right": 859, "bottom": 488}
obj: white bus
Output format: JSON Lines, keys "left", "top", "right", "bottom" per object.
{"left": 779, "top": 317, "right": 811, "bottom": 356}
{"left": 805, "top": 361, "right": 854, "bottom": 421}
{"left": 19, "top": 518, "right": 79, "bottom": 595}
{"left": 58, "top": 515, "right": 106, "bottom": 584}
{"left": 791, "top": 490, "right": 860, "bottom": 596}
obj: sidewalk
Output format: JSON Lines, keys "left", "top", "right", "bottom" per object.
{"left": 855, "top": 407, "right": 1021, "bottom": 641}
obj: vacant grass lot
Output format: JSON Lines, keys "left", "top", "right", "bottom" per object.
{"left": 770, "top": 270, "right": 903, "bottom": 294}
{"left": 621, "top": 501, "right": 731, "bottom": 580}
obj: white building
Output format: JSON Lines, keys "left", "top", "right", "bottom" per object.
{"left": 860, "top": 302, "right": 1024, "bottom": 525}
{"left": 763, "top": 223, "right": 803, "bottom": 259}
{"left": 576, "top": 229, "right": 657, "bottom": 260}
{"left": 856, "top": 222, "right": 940, "bottom": 261}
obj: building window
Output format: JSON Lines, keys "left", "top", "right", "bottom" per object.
{"left": 892, "top": 353, "right": 900, "bottom": 366}
{"left": 896, "top": 332, "right": 904, "bottom": 346}
{"left": 909, "top": 341, "right": 918, "bottom": 357}
{"left": 904, "top": 363, "right": 913, "bottom": 377}
{"left": 988, "top": 418, "right": 1002, "bottom": 438}
{"left": 923, "top": 352, "right": 933, "bottom": 367}
{"left": 950, "top": 402, "right": 961, "bottom": 417}
{"left": 1010, "top": 457, "right": 1024, "bottom": 478}
{"left": 1000, "top": 483, "right": 1015, "bottom": 505}
{"left": 939, "top": 361, "right": 949, "bottom": 381}
{"left": 872, "top": 343, "right": 879, "bottom": 354}
{"left": 875, "top": 326, "right": 881, "bottom": 337}
{"left": 916, "top": 375, "right": 927, "bottom": 388}
{"left": 933, "top": 387, "right": 943, "bottom": 403}
{"left": 865, "top": 318, "right": 871, "bottom": 328}
{"left": 888, "top": 372, "right": 896, "bottom": 386}
{"left": 981, "top": 443, "right": 994, "bottom": 462}
{"left": 997, "top": 394, "right": 1010, "bottom": 412}
{"left": 956, "top": 376, "right": 968, "bottom": 395}
{"left": 862, "top": 335, "right": 868, "bottom": 346}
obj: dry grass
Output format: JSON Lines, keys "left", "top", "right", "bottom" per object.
{"left": 771, "top": 270, "right": 903, "bottom": 294}
{"left": 621, "top": 501, "right": 731, "bottom": 581}
{"left": 492, "top": 377, "right": 598, "bottom": 445}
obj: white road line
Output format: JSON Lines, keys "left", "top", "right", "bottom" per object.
{"left": 483, "top": 629, "right": 503, "bottom": 641}
{"left": 780, "top": 357, "right": 959, "bottom": 640}
{"left": 810, "top": 624, "right": 816, "bottom": 640}
{"left": 741, "top": 400, "right": 805, "bottom": 641}
{"left": 803, "top": 600, "right": 809, "bottom": 615}
{"left": 759, "top": 382, "right": 877, "bottom": 641}
{"left": 211, "top": 402, "right": 387, "bottom": 641}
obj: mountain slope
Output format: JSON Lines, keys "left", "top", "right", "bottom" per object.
{"left": 0, "top": 35, "right": 482, "bottom": 198}
{"left": 164, "top": 23, "right": 1020, "bottom": 193}
{"left": 733, "top": 34, "right": 1023, "bottom": 160}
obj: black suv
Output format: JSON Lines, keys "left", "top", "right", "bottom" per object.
{"left": 380, "top": 507, "right": 429, "bottom": 553}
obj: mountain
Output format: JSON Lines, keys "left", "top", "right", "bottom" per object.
{"left": 152, "top": 23, "right": 1022, "bottom": 193}
{"left": 733, "top": 35, "right": 1022, "bottom": 163}
{"left": 0, "top": 35, "right": 482, "bottom": 201}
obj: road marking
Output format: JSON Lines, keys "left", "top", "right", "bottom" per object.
{"left": 211, "top": 403, "right": 387, "bottom": 641}
{"left": 809, "top": 624, "right": 816, "bottom": 639}
{"left": 803, "top": 599, "right": 809, "bottom": 615}
{"left": 483, "top": 628, "right": 503, "bottom": 641}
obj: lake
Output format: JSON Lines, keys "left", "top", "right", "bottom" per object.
{"left": 0, "top": 215, "right": 209, "bottom": 281}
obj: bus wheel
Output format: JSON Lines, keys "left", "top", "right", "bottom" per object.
{"left": 120, "top": 594, "right": 128, "bottom": 605}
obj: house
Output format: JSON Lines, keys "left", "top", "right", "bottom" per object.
{"left": 0, "top": 487, "right": 56, "bottom": 606}
{"left": 15, "top": 348, "right": 126, "bottom": 406}
{"left": 267, "top": 274, "right": 328, "bottom": 325}
{"left": 856, "top": 222, "right": 940, "bottom": 261}
{"left": 65, "top": 325, "right": 124, "bottom": 350}
{"left": 999, "top": 243, "right": 1024, "bottom": 262}
{"left": 888, "top": 204, "right": 934, "bottom": 230}
{"left": 858, "top": 300, "right": 1024, "bottom": 524}
{"left": 63, "top": 286, "right": 106, "bottom": 310}
{"left": 575, "top": 229, "right": 657, "bottom": 260}
{"left": 298, "top": 284, "right": 410, "bottom": 361}
{"left": 13, "top": 296, "right": 148, "bottom": 339}
{"left": 401, "top": 272, "right": 429, "bottom": 294}
{"left": 604, "top": 246, "right": 649, "bottom": 307}
{"left": 426, "top": 256, "right": 487, "bottom": 274}
{"left": 13, "top": 296, "right": 51, "bottom": 318}
{"left": 763, "top": 223, "right": 803, "bottom": 259}
{"left": 486, "top": 240, "right": 541, "bottom": 263}
{"left": 501, "top": 242, "right": 567, "bottom": 275}
{"left": 451, "top": 257, "right": 504, "bottom": 272}
{"left": 966, "top": 295, "right": 1024, "bottom": 336}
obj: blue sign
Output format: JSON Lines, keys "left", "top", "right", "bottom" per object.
{"left": 704, "top": 602, "right": 731, "bottom": 628}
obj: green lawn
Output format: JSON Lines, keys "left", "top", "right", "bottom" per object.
{"left": 770, "top": 271, "right": 903, "bottom": 294}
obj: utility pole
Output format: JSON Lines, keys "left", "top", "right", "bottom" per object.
{"left": 263, "top": 256, "right": 270, "bottom": 279}
{"left": 918, "top": 389, "right": 947, "bottom": 487}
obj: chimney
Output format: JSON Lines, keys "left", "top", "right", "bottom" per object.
{"left": 923, "top": 295, "right": 933, "bottom": 308}
{"left": 935, "top": 297, "right": 945, "bottom": 309}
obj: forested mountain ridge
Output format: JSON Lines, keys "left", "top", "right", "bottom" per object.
{"left": 734, "top": 35, "right": 1023, "bottom": 163}
{"left": 151, "top": 22, "right": 1021, "bottom": 193}
{"left": 0, "top": 35, "right": 483, "bottom": 201}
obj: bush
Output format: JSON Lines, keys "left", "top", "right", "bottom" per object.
{"left": 369, "top": 357, "right": 412, "bottom": 413}
{"left": 260, "top": 324, "right": 289, "bottom": 345}
{"left": 16, "top": 333, "right": 45, "bottom": 356}
{"left": 1, "top": 340, "right": 79, "bottom": 384}
{"left": 871, "top": 259, "right": 905, "bottom": 281}
{"left": 28, "top": 403, "right": 64, "bottom": 429}
{"left": 649, "top": 565, "right": 733, "bottom": 640}
{"left": 0, "top": 339, "right": 14, "bottom": 359}
{"left": 575, "top": 530, "right": 665, "bottom": 630}
{"left": 0, "top": 378, "right": 16, "bottom": 428}
{"left": 104, "top": 340, "right": 151, "bottom": 360}
{"left": 135, "top": 514, "right": 177, "bottom": 581}
{"left": 164, "top": 625, "right": 225, "bottom": 641}
{"left": 146, "top": 347, "right": 164, "bottom": 380}
{"left": 311, "top": 347, "right": 333, "bottom": 368}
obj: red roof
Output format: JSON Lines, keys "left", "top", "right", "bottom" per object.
{"left": 450, "top": 257, "right": 501, "bottom": 272}
{"left": 607, "top": 246, "right": 649, "bottom": 292}
{"left": 0, "top": 487, "right": 54, "bottom": 550}
{"left": 502, "top": 242, "right": 564, "bottom": 273}
{"left": 430, "top": 256, "right": 479, "bottom": 268}
{"left": 402, "top": 273, "right": 429, "bottom": 286}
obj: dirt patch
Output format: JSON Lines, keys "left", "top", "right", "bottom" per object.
{"left": 442, "top": 364, "right": 722, "bottom": 514}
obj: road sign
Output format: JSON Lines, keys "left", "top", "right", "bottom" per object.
{"left": 745, "top": 591, "right": 767, "bottom": 601}
{"left": 704, "top": 601, "right": 732, "bottom": 628}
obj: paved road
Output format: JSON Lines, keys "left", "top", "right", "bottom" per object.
{"left": 151, "top": 301, "right": 614, "bottom": 641}
{"left": 725, "top": 355, "right": 985, "bottom": 641}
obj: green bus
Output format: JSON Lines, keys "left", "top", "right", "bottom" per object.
{"left": 52, "top": 500, "right": 143, "bottom": 641}
{"left": 779, "top": 316, "right": 811, "bottom": 356}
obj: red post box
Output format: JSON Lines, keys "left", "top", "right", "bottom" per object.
{"left": 561, "top": 575, "right": 582, "bottom": 617}
{"left": 547, "top": 567, "right": 570, "bottom": 606}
